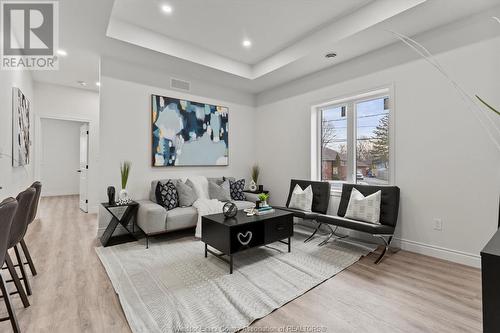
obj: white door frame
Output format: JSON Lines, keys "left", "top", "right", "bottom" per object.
{"left": 35, "top": 115, "right": 92, "bottom": 205}
{"left": 79, "top": 123, "right": 89, "bottom": 212}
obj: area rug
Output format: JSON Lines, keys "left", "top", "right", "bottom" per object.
{"left": 96, "top": 228, "right": 376, "bottom": 333}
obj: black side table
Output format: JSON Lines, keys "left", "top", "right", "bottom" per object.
{"left": 100, "top": 201, "right": 144, "bottom": 247}
{"left": 243, "top": 190, "right": 269, "bottom": 195}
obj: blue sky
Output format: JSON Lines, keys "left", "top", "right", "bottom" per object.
{"left": 322, "top": 97, "right": 388, "bottom": 151}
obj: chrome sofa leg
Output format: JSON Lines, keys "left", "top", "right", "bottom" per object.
{"left": 304, "top": 222, "right": 322, "bottom": 243}
{"left": 374, "top": 235, "right": 393, "bottom": 264}
{"left": 318, "top": 225, "right": 335, "bottom": 246}
{"left": 319, "top": 225, "right": 348, "bottom": 246}
{"left": 332, "top": 227, "right": 348, "bottom": 241}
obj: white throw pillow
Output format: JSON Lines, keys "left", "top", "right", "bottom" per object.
{"left": 344, "top": 188, "right": 381, "bottom": 224}
{"left": 288, "top": 184, "right": 313, "bottom": 212}
{"left": 187, "top": 176, "right": 209, "bottom": 200}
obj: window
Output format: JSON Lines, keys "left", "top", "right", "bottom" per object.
{"left": 321, "top": 105, "right": 348, "bottom": 183}
{"left": 316, "top": 89, "right": 391, "bottom": 190}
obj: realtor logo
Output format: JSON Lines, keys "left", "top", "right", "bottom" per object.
{"left": 1, "top": 1, "right": 59, "bottom": 70}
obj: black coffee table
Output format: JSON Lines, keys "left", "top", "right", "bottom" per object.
{"left": 201, "top": 209, "right": 294, "bottom": 274}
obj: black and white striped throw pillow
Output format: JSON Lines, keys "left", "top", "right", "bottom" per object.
{"left": 155, "top": 180, "right": 179, "bottom": 210}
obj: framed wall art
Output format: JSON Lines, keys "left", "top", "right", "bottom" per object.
{"left": 151, "top": 95, "right": 229, "bottom": 167}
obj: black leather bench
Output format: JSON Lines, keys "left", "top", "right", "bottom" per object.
{"left": 274, "top": 179, "right": 330, "bottom": 242}
{"left": 317, "top": 183, "right": 400, "bottom": 264}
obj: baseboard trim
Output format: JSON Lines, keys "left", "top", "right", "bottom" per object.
{"left": 392, "top": 237, "right": 480, "bottom": 268}
{"left": 294, "top": 219, "right": 481, "bottom": 268}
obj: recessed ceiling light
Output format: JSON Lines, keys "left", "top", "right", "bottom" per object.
{"left": 161, "top": 4, "right": 173, "bottom": 14}
{"left": 95, "top": 82, "right": 101, "bottom": 87}
{"left": 242, "top": 39, "right": 252, "bottom": 48}
{"left": 57, "top": 49, "right": 67, "bottom": 56}
{"left": 77, "top": 80, "right": 87, "bottom": 87}
{"left": 325, "top": 52, "right": 337, "bottom": 58}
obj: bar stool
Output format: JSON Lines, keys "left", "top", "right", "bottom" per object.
{"left": 5, "top": 188, "right": 36, "bottom": 301}
{"left": 0, "top": 198, "right": 20, "bottom": 333}
{"left": 19, "top": 181, "right": 41, "bottom": 276}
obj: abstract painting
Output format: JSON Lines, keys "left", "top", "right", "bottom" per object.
{"left": 12, "top": 87, "right": 31, "bottom": 167}
{"left": 152, "top": 95, "right": 229, "bottom": 166}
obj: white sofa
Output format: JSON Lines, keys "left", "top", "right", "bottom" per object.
{"left": 137, "top": 177, "right": 258, "bottom": 236}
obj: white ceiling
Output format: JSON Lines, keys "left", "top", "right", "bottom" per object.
{"left": 110, "top": 0, "right": 373, "bottom": 65}
{"left": 32, "top": 0, "right": 500, "bottom": 96}
{"left": 107, "top": 0, "right": 432, "bottom": 79}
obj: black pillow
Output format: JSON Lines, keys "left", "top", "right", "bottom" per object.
{"left": 155, "top": 180, "right": 178, "bottom": 210}
{"left": 229, "top": 179, "right": 246, "bottom": 201}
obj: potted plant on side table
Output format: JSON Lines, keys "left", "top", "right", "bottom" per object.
{"left": 258, "top": 193, "right": 270, "bottom": 207}
{"left": 118, "top": 161, "right": 131, "bottom": 204}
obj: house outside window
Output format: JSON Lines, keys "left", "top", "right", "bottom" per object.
{"left": 314, "top": 88, "right": 393, "bottom": 191}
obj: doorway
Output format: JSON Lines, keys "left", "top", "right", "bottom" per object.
{"left": 39, "top": 118, "right": 90, "bottom": 212}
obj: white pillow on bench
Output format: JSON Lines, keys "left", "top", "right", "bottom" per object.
{"left": 288, "top": 184, "right": 313, "bottom": 212}
{"left": 345, "top": 188, "right": 381, "bottom": 224}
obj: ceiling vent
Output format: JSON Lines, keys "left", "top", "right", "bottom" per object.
{"left": 170, "top": 78, "right": 190, "bottom": 91}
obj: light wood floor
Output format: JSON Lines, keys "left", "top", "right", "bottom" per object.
{"left": 0, "top": 196, "right": 482, "bottom": 333}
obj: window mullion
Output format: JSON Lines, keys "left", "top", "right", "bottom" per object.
{"left": 347, "top": 101, "right": 355, "bottom": 184}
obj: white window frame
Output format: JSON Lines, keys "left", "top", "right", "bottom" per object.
{"left": 311, "top": 86, "right": 395, "bottom": 193}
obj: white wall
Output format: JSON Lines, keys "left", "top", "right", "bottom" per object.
{"left": 94, "top": 32, "right": 499, "bottom": 268}
{"left": 34, "top": 83, "right": 99, "bottom": 210}
{"left": 40, "top": 118, "right": 83, "bottom": 196}
{"left": 97, "top": 74, "right": 256, "bottom": 234}
{"left": 256, "top": 37, "right": 500, "bottom": 267}
{"left": 0, "top": 69, "right": 35, "bottom": 199}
